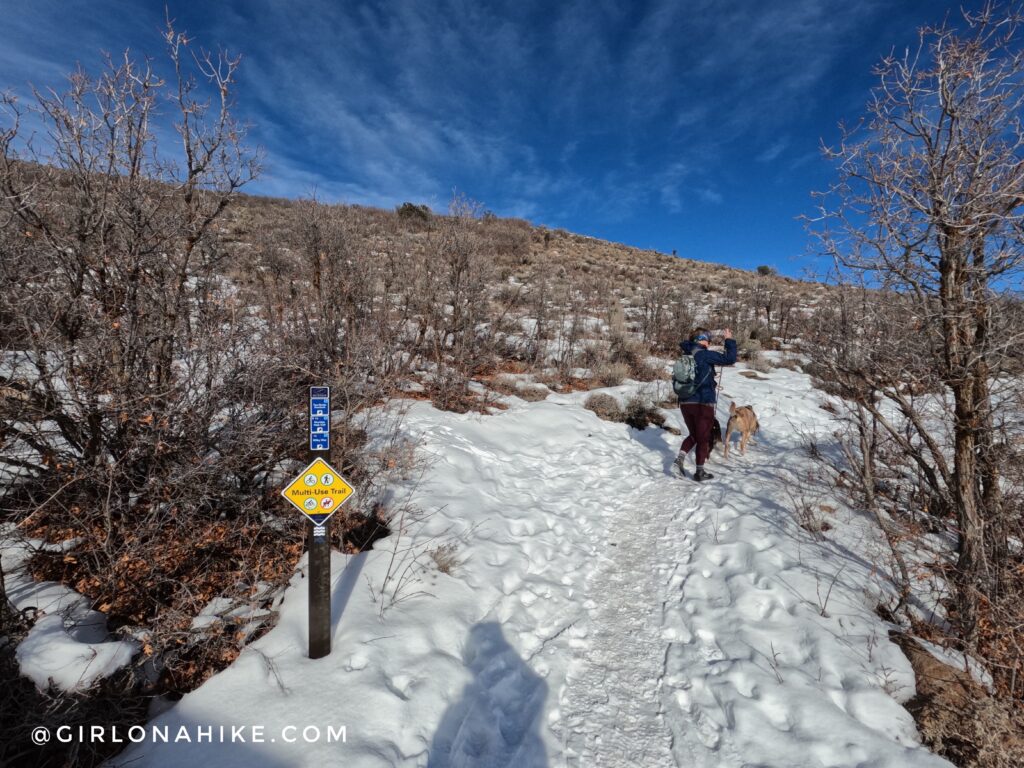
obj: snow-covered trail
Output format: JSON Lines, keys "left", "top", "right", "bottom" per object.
{"left": 420, "top": 412, "right": 732, "bottom": 767}
{"left": 106, "top": 366, "right": 952, "bottom": 768}
{"left": 551, "top": 466, "right": 753, "bottom": 768}
{"left": 555, "top": 477, "right": 692, "bottom": 766}
{"left": 418, "top": 398, "right": 690, "bottom": 765}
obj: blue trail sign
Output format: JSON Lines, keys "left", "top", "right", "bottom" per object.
{"left": 309, "top": 387, "right": 330, "bottom": 451}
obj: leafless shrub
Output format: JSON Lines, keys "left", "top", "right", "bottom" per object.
{"left": 773, "top": 355, "right": 803, "bottom": 372}
{"left": 784, "top": 482, "right": 834, "bottom": 540}
{"left": 576, "top": 341, "right": 606, "bottom": 371}
{"left": 630, "top": 359, "right": 662, "bottom": 382}
{"left": 375, "top": 506, "right": 480, "bottom": 616}
{"left": 744, "top": 349, "right": 773, "bottom": 374}
{"left": 738, "top": 337, "right": 762, "bottom": 360}
{"left": 375, "top": 500, "right": 431, "bottom": 616}
{"left": 430, "top": 542, "right": 462, "bottom": 575}
{"left": 517, "top": 385, "right": 550, "bottom": 402}
{"left": 594, "top": 362, "right": 630, "bottom": 387}
{"left": 0, "top": 631, "right": 149, "bottom": 768}
{"left": 584, "top": 393, "right": 623, "bottom": 422}
{"left": 622, "top": 395, "right": 666, "bottom": 431}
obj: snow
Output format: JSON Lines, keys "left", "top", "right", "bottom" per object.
{"left": 95, "top": 361, "right": 955, "bottom": 767}
{"left": 16, "top": 613, "right": 137, "bottom": 692}
{"left": 2, "top": 530, "right": 139, "bottom": 693}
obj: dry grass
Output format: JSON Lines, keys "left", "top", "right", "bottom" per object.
{"left": 594, "top": 362, "right": 630, "bottom": 387}
{"left": 489, "top": 374, "right": 524, "bottom": 396}
{"left": 487, "top": 374, "right": 549, "bottom": 402}
{"left": 582, "top": 392, "right": 668, "bottom": 432}
{"left": 584, "top": 393, "right": 624, "bottom": 422}
{"left": 517, "top": 384, "right": 550, "bottom": 401}
{"left": 894, "top": 633, "right": 1024, "bottom": 768}
{"left": 429, "top": 542, "right": 462, "bottom": 575}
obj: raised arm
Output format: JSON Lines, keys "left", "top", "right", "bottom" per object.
{"left": 703, "top": 338, "right": 737, "bottom": 366}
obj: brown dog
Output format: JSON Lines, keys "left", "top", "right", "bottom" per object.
{"left": 723, "top": 402, "right": 759, "bottom": 458}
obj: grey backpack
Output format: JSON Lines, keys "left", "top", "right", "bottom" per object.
{"left": 672, "top": 354, "right": 697, "bottom": 398}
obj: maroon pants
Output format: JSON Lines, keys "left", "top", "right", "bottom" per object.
{"left": 680, "top": 403, "right": 715, "bottom": 466}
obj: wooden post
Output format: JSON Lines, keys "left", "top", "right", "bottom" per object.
{"left": 307, "top": 506, "right": 331, "bottom": 659}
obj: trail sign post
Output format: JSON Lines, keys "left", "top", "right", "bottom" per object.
{"left": 280, "top": 387, "right": 355, "bottom": 659}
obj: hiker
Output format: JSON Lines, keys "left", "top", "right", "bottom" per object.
{"left": 673, "top": 327, "right": 736, "bottom": 481}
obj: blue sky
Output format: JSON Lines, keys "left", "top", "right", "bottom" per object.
{"left": 0, "top": 1, "right": 986, "bottom": 276}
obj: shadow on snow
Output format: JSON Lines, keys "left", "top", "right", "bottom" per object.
{"left": 428, "top": 622, "right": 549, "bottom": 768}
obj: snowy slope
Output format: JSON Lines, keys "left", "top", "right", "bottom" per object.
{"left": 109, "top": 363, "right": 952, "bottom": 768}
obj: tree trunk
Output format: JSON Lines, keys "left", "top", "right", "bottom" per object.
{"left": 970, "top": 240, "right": 1006, "bottom": 592}
{"left": 952, "top": 384, "right": 984, "bottom": 644}
{"left": 941, "top": 242, "right": 985, "bottom": 645}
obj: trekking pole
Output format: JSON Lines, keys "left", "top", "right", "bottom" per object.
{"left": 713, "top": 362, "right": 725, "bottom": 417}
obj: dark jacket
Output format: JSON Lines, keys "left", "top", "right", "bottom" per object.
{"left": 678, "top": 338, "right": 737, "bottom": 404}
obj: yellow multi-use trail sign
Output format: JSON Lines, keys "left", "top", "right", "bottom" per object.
{"left": 281, "top": 457, "right": 354, "bottom": 525}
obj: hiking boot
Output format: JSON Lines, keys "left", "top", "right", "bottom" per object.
{"left": 673, "top": 454, "right": 687, "bottom": 476}
{"left": 693, "top": 467, "right": 715, "bottom": 482}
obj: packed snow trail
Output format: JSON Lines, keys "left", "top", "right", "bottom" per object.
{"left": 555, "top": 479, "right": 692, "bottom": 765}
{"left": 106, "top": 366, "right": 952, "bottom": 768}
{"left": 553, "top": 470, "right": 746, "bottom": 768}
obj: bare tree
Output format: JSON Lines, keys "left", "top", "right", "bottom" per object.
{"left": 810, "top": 2, "right": 1024, "bottom": 643}
{"left": 0, "top": 21, "right": 294, "bottom": 697}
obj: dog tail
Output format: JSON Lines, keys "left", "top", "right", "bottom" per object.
{"left": 729, "top": 401, "right": 737, "bottom": 415}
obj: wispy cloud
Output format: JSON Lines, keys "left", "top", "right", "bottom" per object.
{"left": 697, "top": 188, "right": 724, "bottom": 205}
{"left": 0, "top": 0, "right": 924, "bottom": 268}
{"left": 657, "top": 162, "right": 689, "bottom": 213}
{"left": 757, "top": 138, "right": 790, "bottom": 163}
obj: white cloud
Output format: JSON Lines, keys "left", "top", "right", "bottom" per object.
{"left": 757, "top": 138, "right": 790, "bottom": 163}
{"left": 697, "top": 188, "right": 724, "bottom": 204}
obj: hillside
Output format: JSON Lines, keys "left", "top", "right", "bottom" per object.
{"left": 219, "top": 191, "right": 827, "bottom": 362}
{"left": 2, "top": 175, "right": 1020, "bottom": 768}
